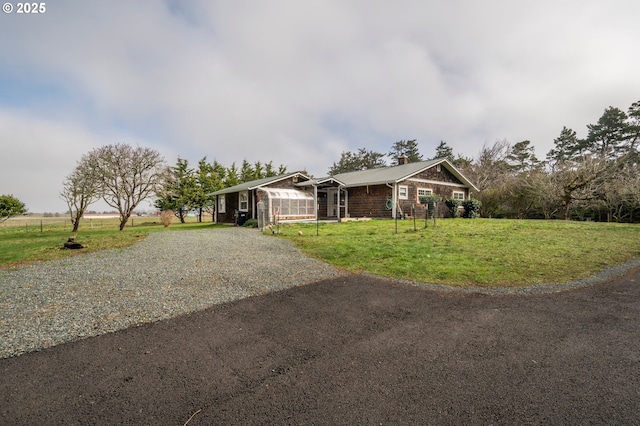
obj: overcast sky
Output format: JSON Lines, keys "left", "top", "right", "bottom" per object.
{"left": 2, "top": 0, "right": 639, "bottom": 213}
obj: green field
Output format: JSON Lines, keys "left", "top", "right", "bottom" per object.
{"left": 272, "top": 219, "right": 640, "bottom": 287}
{"left": 0, "top": 216, "right": 218, "bottom": 268}
{"left": 2, "top": 217, "right": 640, "bottom": 287}
{"left": 0, "top": 215, "right": 209, "bottom": 233}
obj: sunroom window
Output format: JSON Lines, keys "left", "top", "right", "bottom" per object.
{"left": 259, "top": 188, "right": 315, "bottom": 219}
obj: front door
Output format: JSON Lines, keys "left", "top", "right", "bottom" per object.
{"left": 327, "top": 189, "right": 338, "bottom": 217}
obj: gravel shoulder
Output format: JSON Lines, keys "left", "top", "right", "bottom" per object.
{"left": 2, "top": 228, "right": 640, "bottom": 424}
{"left": 0, "top": 227, "right": 345, "bottom": 359}
{"left": 2, "top": 226, "right": 639, "bottom": 360}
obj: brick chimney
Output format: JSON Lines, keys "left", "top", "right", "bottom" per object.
{"left": 398, "top": 154, "right": 409, "bottom": 165}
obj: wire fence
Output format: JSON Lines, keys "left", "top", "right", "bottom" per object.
{"left": 0, "top": 216, "right": 206, "bottom": 234}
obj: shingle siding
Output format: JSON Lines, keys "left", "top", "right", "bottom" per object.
{"left": 347, "top": 185, "right": 393, "bottom": 218}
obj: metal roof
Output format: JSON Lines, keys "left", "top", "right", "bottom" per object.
{"left": 319, "top": 158, "right": 479, "bottom": 191}
{"left": 210, "top": 172, "right": 310, "bottom": 196}
{"left": 210, "top": 160, "right": 478, "bottom": 196}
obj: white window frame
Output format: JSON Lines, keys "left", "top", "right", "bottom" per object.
{"left": 417, "top": 188, "right": 432, "bottom": 201}
{"left": 453, "top": 191, "right": 465, "bottom": 200}
{"left": 239, "top": 191, "right": 249, "bottom": 211}
{"left": 398, "top": 185, "right": 409, "bottom": 200}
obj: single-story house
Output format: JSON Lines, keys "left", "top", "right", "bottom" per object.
{"left": 210, "top": 158, "right": 478, "bottom": 226}
{"left": 309, "top": 157, "right": 479, "bottom": 220}
{"left": 211, "top": 172, "right": 316, "bottom": 227}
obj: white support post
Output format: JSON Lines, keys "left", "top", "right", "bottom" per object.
{"left": 392, "top": 183, "right": 397, "bottom": 219}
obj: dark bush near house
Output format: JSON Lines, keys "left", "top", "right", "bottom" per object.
{"left": 462, "top": 199, "right": 482, "bottom": 218}
{"left": 242, "top": 218, "right": 259, "bottom": 228}
{"left": 419, "top": 195, "right": 442, "bottom": 220}
{"left": 445, "top": 199, "right": 461, "bottom": 218}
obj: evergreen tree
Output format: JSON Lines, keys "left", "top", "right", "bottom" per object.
{"left": 224, "top": 162, "right": 240, "bottom": 187}
{"left": 627, "top": 100, "right": 640, "bottom": 151}
{"left": 506, "top": 140, "right": 540, "bottom": 172}
{"left": 389, "top": 139, "right": 422, "bottom": 163}
{"left": 432, "top": 141, "right": 454, "bottom": 162}
{"left": 329, "top": 148, "right": 386, "bottom": 175}
{"left": 253, "top": 161, "right": 264, "bottom": 180}
{"left": 193, "top": 157, "right": 225, "bottom": 222}
{"left": 239, "top": 159, "right": 254, "bottom": 183}
{"left": 155, "top": 158, "right": 197, "bottom": 223}
{"left": 546, "top": 126, "right": 583, "bottom": 164}
{"left": 0, "top": 194, "right": 27, "bottom": 223}
{"left": 585, "top": 106, "right": 630, "bottom": 158}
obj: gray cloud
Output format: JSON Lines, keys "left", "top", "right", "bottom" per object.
{"left": 1, "top": 0, "right": 639, "bottom": 212}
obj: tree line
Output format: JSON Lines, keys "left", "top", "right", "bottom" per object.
{"left": 461, "top": 100, "right": 639, "bottom": 222}
{"left": 51, "top": 97, "right": 640, "bottom": 231}
{"left": 330, "top": 100, "right": 639, "bottom": 222}
{"left": 154, "top": 158, "right": 286, "bottom": 224}
{"left": 328, "top": 139, "right": 424, "bottom": 174}
{"left": 60, "top": 143, "right": 287, "bottom": 231}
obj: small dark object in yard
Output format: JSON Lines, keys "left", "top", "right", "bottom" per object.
{"left": 63, "top": 236, "right": 84, "bottom": 250}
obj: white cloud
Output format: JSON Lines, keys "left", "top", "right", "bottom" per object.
{"left": 1, "top": 0, "right": 639, "bottom": 212}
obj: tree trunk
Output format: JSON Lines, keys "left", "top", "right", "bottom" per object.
{"left": 119, "top": 214, "right": 130, "bottom": 231}
{"left": 178, "top": 209, "right": 186, "bottom": 223}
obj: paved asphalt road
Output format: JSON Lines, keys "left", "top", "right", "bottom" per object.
{"left": 2, "top": 268, "right": 640, "bottom": 425}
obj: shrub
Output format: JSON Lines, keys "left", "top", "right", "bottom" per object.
{"left": 419, "top": 195, "right": 442, "bottom": 220}
{"left": 242, "top": 218, "right": 259, "bottom": 228}
{"left": 160, "top": 210, "right": 173, "bottom": 227}
{"left": 418, "top": 195, "right": 442, "bottom": 205}
{"left": 445, "top": 199, "right": 461, "bottom": 218}
{"left": 462, "top": 199, "right": 482, "bottom": 218}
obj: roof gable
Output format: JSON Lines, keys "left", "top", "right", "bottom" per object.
{"left": 326, "top": 159, "right": 478, "bottom": 191}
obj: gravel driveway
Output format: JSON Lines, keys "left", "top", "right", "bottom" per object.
{"left": 2, "top": 228, "right": 640, "bottom": 424}
{"left": 0, "top": 227, "right": 344, "bottom": 359}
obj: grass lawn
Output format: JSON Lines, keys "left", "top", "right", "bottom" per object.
{"left": 3, "top": 216, "right": 640, "bottom": 288}
{"left": 0, "top": 218, "right": 220, "bottom": 268}
{"left": 272, "top": 218, "right": 640, "bottom": 287}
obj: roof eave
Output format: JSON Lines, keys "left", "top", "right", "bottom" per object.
{"left": 210, "top": 171, "right": 310, "bottom": 196}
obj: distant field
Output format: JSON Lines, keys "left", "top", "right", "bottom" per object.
{"left": 0, "top": 215, "right": 208, "bottom": 233}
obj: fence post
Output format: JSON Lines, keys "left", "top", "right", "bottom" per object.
{"left": 412, "top": 205, "right": 416, "bottom": 231}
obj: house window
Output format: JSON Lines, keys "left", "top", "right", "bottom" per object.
{"left": 218, "top": 195, "right": 226, "bottom": 214}
{"left": 239, "top": 191, "right": 249, "bottom": 211}
{"left": 436, "top": 164, "right": 442, "bottom": 172}
{"left": 417, "top": 188, "right": 432, "bottom": 200}
{"left": 453, "top": 191, "right": 465, "bottom": 200}
{"left": 399, "top": 185, "right": 408, "bottom": 200}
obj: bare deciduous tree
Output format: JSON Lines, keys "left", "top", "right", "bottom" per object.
{"left": 60, "top": 157, "right": 102, "bottom": 232}
{"left": 466, "top": 140, "right": 512, "bottom": 217}
{"left": 85, "top": 143, "right": 166, "bottom": 231}
{"left": 553, "top": 155, "right": 615, "bottom": 220}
